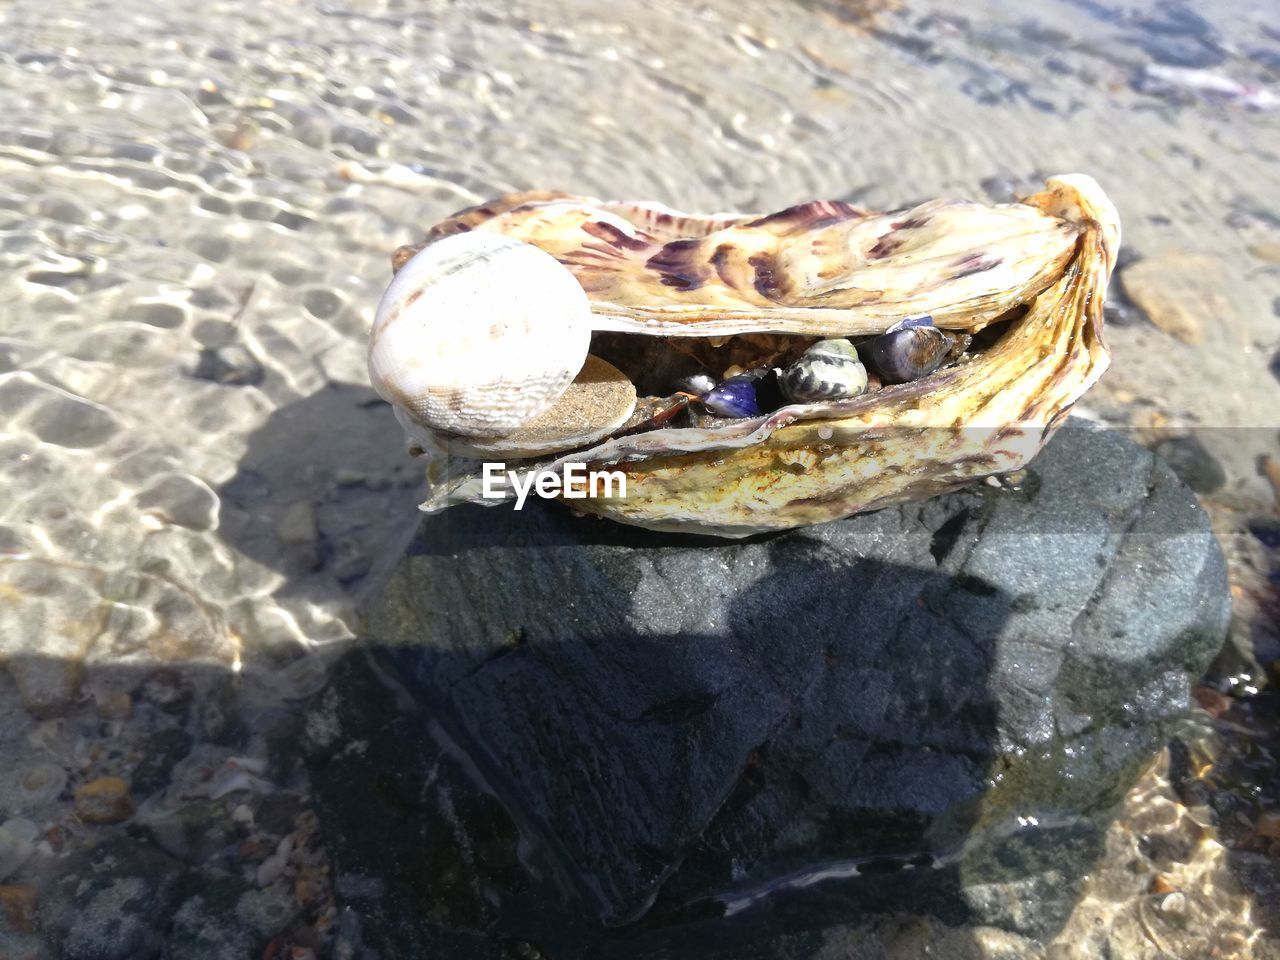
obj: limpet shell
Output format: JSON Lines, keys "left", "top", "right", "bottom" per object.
{"left": 368, "top": 231, "right": 591, "bottom": 439}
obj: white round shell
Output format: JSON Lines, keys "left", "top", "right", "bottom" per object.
{"left": 368, "top": 231, "right": 592, "bottom": 438}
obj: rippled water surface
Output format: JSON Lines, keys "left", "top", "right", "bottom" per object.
{"left": 1, "top": 0, "right": 1279, "bottom": 956}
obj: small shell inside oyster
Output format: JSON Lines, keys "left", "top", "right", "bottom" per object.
{"left": 861, "top": 315, "right": 956, "bottom": 385}
{"left": 436, "top": 355, "right": 637, "bottom": 458}
{"left": 368, "top": 231, "right": 591, "bottom": 439}
{"left": 779, "top": 339, "right": 868, "bottom": 403}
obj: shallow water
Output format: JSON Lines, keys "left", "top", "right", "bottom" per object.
{"left": 0, "top": 0, "right": 1278, "bottom": 956}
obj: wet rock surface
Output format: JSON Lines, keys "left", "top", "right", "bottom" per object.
{"left": 304, "top": 421, "right": 1231, "bottom": 958}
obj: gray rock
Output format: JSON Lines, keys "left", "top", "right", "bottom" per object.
{"left": 236, "top": 882, "right": 300, "bottom": 939}
{"left": 305, "top": 421, "right": 1229, "bottom": 959}
{"left": 159, "top": 878, "right": 278, "bottom": 960}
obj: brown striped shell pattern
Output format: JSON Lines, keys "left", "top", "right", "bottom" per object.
{"left": 369, "top": 174, "right": 1119, "bottom": 537}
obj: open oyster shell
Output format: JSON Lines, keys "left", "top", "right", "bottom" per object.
{"left": 387, "top": 174, "right": 1118, "bottom": 537}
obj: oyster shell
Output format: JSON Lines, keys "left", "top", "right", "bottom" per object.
{"left": 396, "top": 186, "right": 1081, "bottom": 337}
{"left": 384, "top": 174, "right": 1118, "bottom": 537}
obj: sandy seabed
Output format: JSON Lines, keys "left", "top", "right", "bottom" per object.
{"left": 0, "top": 0, "right": 1278, "bottom": 956}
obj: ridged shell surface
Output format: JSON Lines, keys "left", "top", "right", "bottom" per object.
{"left": 414, "top": 175, "right": 1121, "bottom": 537}
{"left": 368, "top": 231, "right": 591, "bottom": 438}
{"left": 398, "top": 188, "right": 1082, "bottom": 338}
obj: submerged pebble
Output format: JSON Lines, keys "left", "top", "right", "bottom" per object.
{"left": 11, "top": 764, "right": 67, "bottom": 812}
{"left": 74, "top": 777, "right": 134, "bottom": 824}
{"left": 8, "top": 656, "right": 82, "bottom": 719}
{"left": 0, "top": 883, "right": 37, "bottom": 932}
{"left": 1248, "top": 518, "right": 1280, "bottom": 550}
{"left": 192, "top": 344, "right": 265, "bottom": 386}
{"left": 0, "top": 819, "right": 38, "bottom": 881}
{"left": 28, "top": 395, "right": 121, "bottom": 449}
{"left": 1153, "top": 435, "right": 1226, "bottom": 494}
{"left": 136, "top": 474, "right": 219, "bottom": 530}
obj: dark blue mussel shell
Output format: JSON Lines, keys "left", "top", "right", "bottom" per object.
{"left": 862, "top": 314, "right": 953, "bottom": 385}
{"left": 704, "top": 379, "right": 759, "bottom": 417}
{"left": 702, "top": 366, "right": 784, "bottom": 418}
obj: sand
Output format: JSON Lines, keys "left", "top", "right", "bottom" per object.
{"left": 0, "top": 0, "right": 1277, "bottom": 955}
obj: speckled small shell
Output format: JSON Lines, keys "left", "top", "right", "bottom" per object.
{"left": 398, "top": 175, "right": 1119, "bottom": 537}
{"left": 368, "top": 231, "right": 591, "bottom": 438}
{"left": 780, "top": 339, "right": 868, "bottom": 403}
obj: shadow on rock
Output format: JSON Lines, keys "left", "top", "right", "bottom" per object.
{"left": 302, "top": 423, "right": 1231, "bottom": 959}
{"left": 306, "top": 521, "right": 1006, "bottom": 960}
{"left": 214, "top": 382, "right": 425, "bottom": 601}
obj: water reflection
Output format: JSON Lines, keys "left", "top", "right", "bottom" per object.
{"left": 0, "top": 0, "right": 1277, "bottom": 954}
